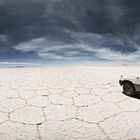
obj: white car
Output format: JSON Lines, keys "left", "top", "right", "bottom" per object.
{"left": 119, "top": 73, "right": 140, "bottom": 96}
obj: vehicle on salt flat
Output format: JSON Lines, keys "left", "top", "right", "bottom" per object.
{"left": 119, "top": 73, "right": 140, "bottom": 96}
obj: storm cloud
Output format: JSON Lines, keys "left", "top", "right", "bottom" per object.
{"left": 0, "top": 0, "right": 140, "bottom": 65}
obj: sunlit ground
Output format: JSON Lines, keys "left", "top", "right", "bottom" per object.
{"left": 0, "top": 66, "right": 140, "bottom": 140}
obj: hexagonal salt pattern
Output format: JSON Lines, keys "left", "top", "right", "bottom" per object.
{"left": 48, "top": 94, "right": 73, "bottom": 105}
{"left": 74, "top": 94, "right": 101, "bottom": 107}
{"left": 100, "top": 112, "right": 140, "bottom": 140}
{"left": 19, "top": 89, "right": 36, "bottom": 100}
{"left": 0, "top": 66, "right": 140, "bottom": 140}
{"left": 77, "top": 102, "right": 121, "bottom": 123}
{"left": 39, "top": 119, "right": 108, "bottom": 140}
{"left": 60, "top": 90, "right": 78, "bottom": 98}
{"left": 102, "top": 91, "right": 128, "bottom": 103}
{"left": 27, "top": 96, "right": 51, "bottom": 107}
{"left": 44, "top": 105, "right": 77, "bottom": 121}
{"left": 0, "top": 98, "right": 25, "bottom": 113}
{"left": 10, "top": 106, "right": 45, "bottom": 124}
{"left": 117, "top": 98, "right": 140, "bottom": 112}
{"left": 0, "top": 122, "right": 37, "bottom": 140}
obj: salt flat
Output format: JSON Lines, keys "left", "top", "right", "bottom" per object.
{"left": 0, "top": 66, "right": 140, "bottom": 140}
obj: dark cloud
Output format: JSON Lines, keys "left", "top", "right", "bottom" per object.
{"left": 0, "top": 0, "right": 140, "bottom": 64}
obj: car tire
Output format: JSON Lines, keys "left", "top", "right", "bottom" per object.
{"left": 123, "top": 81, "right": 136, "bottom": 96}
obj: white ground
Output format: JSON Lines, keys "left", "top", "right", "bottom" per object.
{"left": 0, "top": 66, "right": 140, "bottom": 140}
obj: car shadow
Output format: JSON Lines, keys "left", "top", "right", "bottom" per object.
{"left": 122, "top": 92, "right": 140, "bottom": 99}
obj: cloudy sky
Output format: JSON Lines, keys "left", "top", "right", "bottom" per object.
{"left": 0, "top": 0, "right": 140, "bottom": 66}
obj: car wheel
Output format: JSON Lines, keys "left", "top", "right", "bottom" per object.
{"left": 123, "top": 82, "right": 136, "bottom": 96}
